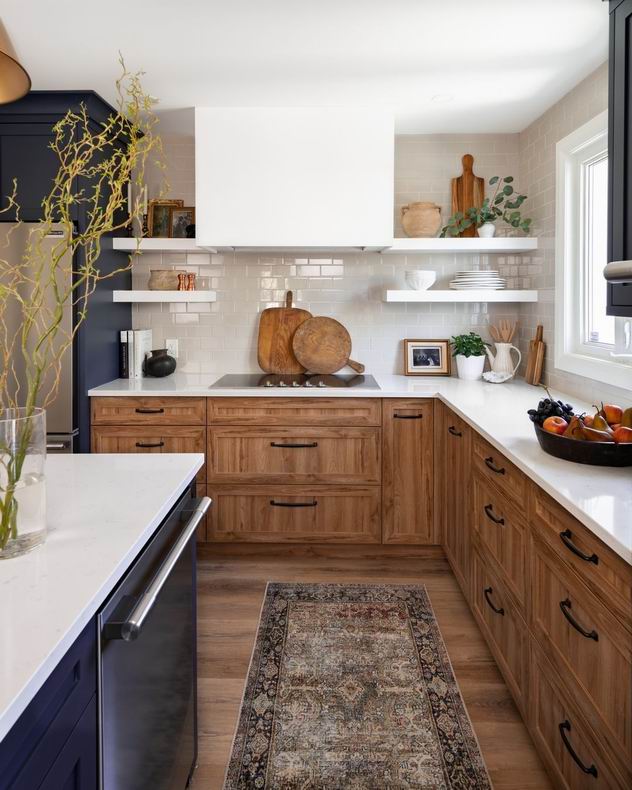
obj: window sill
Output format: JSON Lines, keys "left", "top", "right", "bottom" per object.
{"left": 554, "top": 349, "right": 632, "bottom": 391}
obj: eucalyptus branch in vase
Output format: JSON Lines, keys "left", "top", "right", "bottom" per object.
{"left": 440, "top": 175, "right": 532, "bottom": 237}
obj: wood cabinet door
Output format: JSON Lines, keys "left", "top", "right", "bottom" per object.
{"left": 441, "top": 408, "right": 472, "bottom": 589}
{"left": 382, "top": 399, "right": 434, "bottom": 544}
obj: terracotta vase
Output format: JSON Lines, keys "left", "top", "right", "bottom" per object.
{"left": 400, "top": 202, "right": 442, "bottom": 238}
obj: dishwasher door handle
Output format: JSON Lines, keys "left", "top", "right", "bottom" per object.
{"left": 109, "top": 496, "right": 211, "bottom": 642}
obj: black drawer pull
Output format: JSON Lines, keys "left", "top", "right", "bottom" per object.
{"left": 483, "top": 587, "right": 505, "bottom": 615}
{"left": 484, "top": 503, "right": 505, "bottom": 525}
{"left": 270, "top": 442, "right": 318, "bottom": 449}
{"left": 135, "top": 441, "right": 165, "bottom": 448}
{"left": 558, "top": 720, "right": 598, "bottom": 778}
{"left": 559, "top": 599, "right": 598, "bottom": 641}
{"left": 394, "top": 414, "right": 423, "bottom": 419}
{"left": 484, "top": 456, "right": 506, "bottom": 475}
{"left": 134, "top": 407, "right": 165, "bottom": 414}
{"left": 270, "top": 500, "right": 318, "bottom": 508}
{"left": 559, "top": 529, "right": 599, "bottom": 565}
{"left": 448, "top": 426, "right": 462, "bottom": 437}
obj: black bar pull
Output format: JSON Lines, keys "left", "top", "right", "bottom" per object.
{"left": 135, "top": 441, "right": 165, "bottom": 448}
{"left": 559, "top": 530, "right": 599, "bottom": 565}
{"left": 559, "top": 599, "right": 599, "bottom": 641}
{"left": 484, "top": 456, "right": 506, "bottom": 475}
{"left": 270, "top": 500, "right": 318, "bottom": 508}
{"left": 270, "top": 442, "right": 318, "bottom": 449}
{"left": 394, "top": 414, "right": 423, "bottom": 419}
{"left": 448, "top": 426, "right": 462, "bottom": 436}
{"left": 135, "top": 407, "right": 165, "bottom": 414}
{"left": 558, "top": 720, "right": 598, "bottom": 778}
{"left": 483, "top": 587, "right": 505, "bottom": 615}
{"left": 484, "top": 504, "right": 505, "bottom": 525}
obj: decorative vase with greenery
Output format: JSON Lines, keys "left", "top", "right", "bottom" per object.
{"left": 440, "top": 176, "right": 532, "bottom": 238}
{"left": 0, "top": 61, "right": 163, "bottom": 559}
{"left": 451, "top": 332, "right": 488, "bottom": 380}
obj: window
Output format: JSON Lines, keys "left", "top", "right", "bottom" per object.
{"left": 555, "top": 111, "right": 632, "bottom": 389}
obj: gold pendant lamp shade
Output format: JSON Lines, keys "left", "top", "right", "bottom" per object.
{"left": 0, "top": 23, "right": 31, "bottom": 104}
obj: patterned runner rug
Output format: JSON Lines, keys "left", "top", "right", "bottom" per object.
{"left": 224, "top": 583, "right": 491, "bottom": 789}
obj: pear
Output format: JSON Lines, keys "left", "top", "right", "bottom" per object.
{"left": 621, "top": 407, "right": 632, "bottom": 429}
{"left": 582, "top": 427, "right": 615, "bottom": 443}
{"left": 564, "top": 416, "right": 586, "bottom": 440}
{"left": 592, "top": 413, "right": 613, "bottom": 434}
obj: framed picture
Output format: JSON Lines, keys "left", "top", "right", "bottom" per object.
{"left": 148, "top": 199, "right": 183, "bottom": 237}
{"left": 169, "top": 207, "right": 195, "bottom": 239}
{"left": 404, "top": 339, "right": 451, "bottom": 376}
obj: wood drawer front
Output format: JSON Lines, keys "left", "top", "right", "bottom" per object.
{"left": 473, "top": 433, "right": 526, "bottom": 507}
{"left": 471, "top": 548, "right": 528, "bottom": 712}
{"left": 207, "top": 485, "right": 381, "bottom": 543}
{"left": 207, "top": 397, "right": 381, "bottom": 426}
{"left": 208, "top": 426, "right": 381, "bottom": 484}
{"left": 532, "top": 487, "right": 632, "bottom": 632}
{"left": 473, "top": 475, "right": 527, "bottom": 607}
{"left": 91, "top": 397, "right": 206, "bottom": 426}
{"left": 91, "top": 426, "right": 206, "bottom": 483}
{"left": 531, "top": 537, "right": 632, "bottom": 763}
{"left": 530, "top": 643, "right": 630, "bottom": 790}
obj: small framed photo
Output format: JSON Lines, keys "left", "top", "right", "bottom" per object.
{"left": 404, "top": 339, "right": 451, "bottom": 376}
{"left": 148, "top": 199, "right": 183, "bottom": 237}
{"left": 169, "top": 206, "right": 195, "bottom": 238}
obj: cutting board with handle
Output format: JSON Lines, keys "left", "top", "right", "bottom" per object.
{"left": 451, "top": 154, "right": 485, "bottom": 238}
{"left": 525, "top": 324, "right": 545, "bottom": 385}
{"left": 292, "top": 316, "right": 365, "bottom": 374}
{"left": 257, "top": 291, "right": 312, "bottom": 374}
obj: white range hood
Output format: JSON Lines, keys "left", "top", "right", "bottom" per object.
{"left": 194, "top": 107, "right": 394, "bottom": 251}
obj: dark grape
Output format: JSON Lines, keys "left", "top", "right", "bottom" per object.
{"left": 527, "top": 395, "right": 575, "bottom": 425}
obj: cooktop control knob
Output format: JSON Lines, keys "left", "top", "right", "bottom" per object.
{"left": 292, "top": 381, "right": 300, "bottom": 387}
{"left": 304, "top": 381, "right": 313, "bottom": 387}
{"left": 318, "top": 381, "right": 327, "bottom": 387}
{"left": 278, "top": 381, "right": 287, "bottom": 387}
{"left": 264, "top": 381, "right": 274, "bottom": 387}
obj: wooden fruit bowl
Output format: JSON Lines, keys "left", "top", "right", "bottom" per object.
{"left": 534, "top": 423, "right": 632, "bottom": 467}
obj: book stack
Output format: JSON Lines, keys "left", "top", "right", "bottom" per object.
{"left": 119, "top": 329, "right": 153, "bottom": 379}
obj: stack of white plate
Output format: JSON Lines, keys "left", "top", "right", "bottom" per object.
{"left": 449, "top": 270, "right": 506, "bottom": 290}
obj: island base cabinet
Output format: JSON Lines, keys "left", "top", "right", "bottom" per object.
{"left": 38, "top": 696, "right": 97, "bottom": 790}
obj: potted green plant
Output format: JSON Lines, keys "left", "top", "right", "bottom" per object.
{"left": 451, "top": 332, "right": 488, "bottom": 380}
{"left": 441, "top": 176, "right": 532, "bottom": 238}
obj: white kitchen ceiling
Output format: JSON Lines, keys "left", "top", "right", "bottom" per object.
{"left": 1, "top": 0, "right": 608, "bottom": 136}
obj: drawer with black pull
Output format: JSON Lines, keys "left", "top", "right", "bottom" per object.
{"left": 472, "top": 433, "right": 527, "bottom": 507}
{"left": 91, "top": 396, "right": 206, "bottom": 426}
{"left": 207, "top": 485, "right": 381, "bottom": 542}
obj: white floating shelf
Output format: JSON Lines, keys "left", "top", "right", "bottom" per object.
{"left": 384, "top": 237, "right": 538, "bottom": 254}
{"left": 112, "top": 238, "right": 217, "bottom": 254}
{"left": 113, "top": 290, "right": 217, "bottom": 303}
{"left": 383, "top": 289, "right": 539, "bottom": 303}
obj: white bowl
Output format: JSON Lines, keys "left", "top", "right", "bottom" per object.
{"left": 405, "top": 270, "right": 436, "bottom": 290}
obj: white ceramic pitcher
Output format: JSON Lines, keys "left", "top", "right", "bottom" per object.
{"left": 485, "top": 342, "right": 521, "bottom": 378}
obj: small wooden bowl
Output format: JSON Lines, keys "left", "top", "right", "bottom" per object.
{"left": 534, "top": 423, "right": 632, "bottom": 467}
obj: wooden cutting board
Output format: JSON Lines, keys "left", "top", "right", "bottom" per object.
{"left": 257, "top": 291, "right": 312, "bottom": 374}
{"left": 292, "top": 317, "right": 365, "bottom": 374}
{"left": 451, "top": 154, "right": 484, "bottom": 238}
{"left": 525, "top": 324, "right": 545, "bottom": 385}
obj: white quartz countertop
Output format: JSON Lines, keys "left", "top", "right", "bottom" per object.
{"left": 0, "top": 453, "right": 203, "bottom": 742}
{"left": 89, "top": 373, "right": 632, "bottom": 564}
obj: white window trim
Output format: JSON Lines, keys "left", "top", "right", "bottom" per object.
{"left": 555, "top": 111, "right": 632, "bottom": 390}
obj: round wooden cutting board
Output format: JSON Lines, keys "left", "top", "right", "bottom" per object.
{"left": 292, "top": 316, "right": 365, "bottom": 374}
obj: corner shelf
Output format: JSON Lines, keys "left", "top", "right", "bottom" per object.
{"left": 383, "top": 289, "right": 539, "bottom": 303}
{"left": 112, "top": 238, "right": 217, "bottom": 254}
{"left": 384, "top": 237, "right": 538, "bottom": 254}
{"left": 112, "top": 290, "right": 217, "bottom": 303}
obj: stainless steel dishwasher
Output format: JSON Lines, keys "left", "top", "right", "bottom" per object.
{"left": 98, "top": 491, "right": 211, "bottom": 790}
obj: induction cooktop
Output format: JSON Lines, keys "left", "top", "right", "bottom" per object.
{"left": 210, "top": 373, "right": 380, "bottom": 389}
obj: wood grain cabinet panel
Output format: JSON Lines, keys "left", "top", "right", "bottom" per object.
{"left": 382, "top": 399, "right": 434, "bottom": 544}
{"left": 472, "top": 433, "right": 527, "bottom": 507}
{"left": 91, "top": 426, "right": 206, "bottom": 483}
{"left": 529, "top": 642, "right": 631, "bottom": 790}
{"left": 91, "top": 397, "right": 206, "bottom": 426}
{"left": 207, "top": 485, "right": 381, "bottom": 543}
{"left": 473, "top": 476, "right": 527, "bottom": 608}
{"left": 207, "top": 397, "right": 381, "bottom": 426}
{"left": 208, "top": 426, "right": 381, "bottom": 485}
{"left": 531, "top": 537, "right": 632, "bottom": 767}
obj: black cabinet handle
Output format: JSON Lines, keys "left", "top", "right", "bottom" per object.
{"left": 484, "top": 456, "right": 506, "bottom": 475}
{"left": 483, "top": 587, "right": 505, "bottom": 615}
{"left": 135, "top": 407, "right": 165, "bottom": 414}
{"left": 558, "top": 720, "right": 598, "bottom": 778}
{"left": 484, "top": 503, "right": 505, "bottom": 525}
{"left": 448, "top": 426, "right": 462, "bottom": 437}
{"left": 559, "top": 529, "right": 599, "bottom": 565}
{"left": 394, "top": 414, "right": 423, "bottom": 419}
{"left": 559, "top": 599, "right": 599, "bottom": 641}
{"left": 135, "top": 441, "right": 165, "bottom": 448}
{"left": 270, "top": 500, "right": 318, "bottom": 508}
{"left": 270, "top": 442, "right": 318, "bottom": 449}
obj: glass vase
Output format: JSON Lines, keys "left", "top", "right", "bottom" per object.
{"left": 0, "top": 408, "right": 47, "bottom": 559}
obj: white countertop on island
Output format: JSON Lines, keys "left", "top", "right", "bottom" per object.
{"left": 0, "top": 452, "right": 204, "bottom": 742}
{"left": 89, "top": 373, "right": 632, "bottom": 565}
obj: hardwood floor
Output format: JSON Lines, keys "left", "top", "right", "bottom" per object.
{"left": 192, "top": 544, "right": 552, "bottom": 789}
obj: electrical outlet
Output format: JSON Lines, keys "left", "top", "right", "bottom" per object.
{"left": 166, "top": 338, "right": 178, "bottom": 358}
